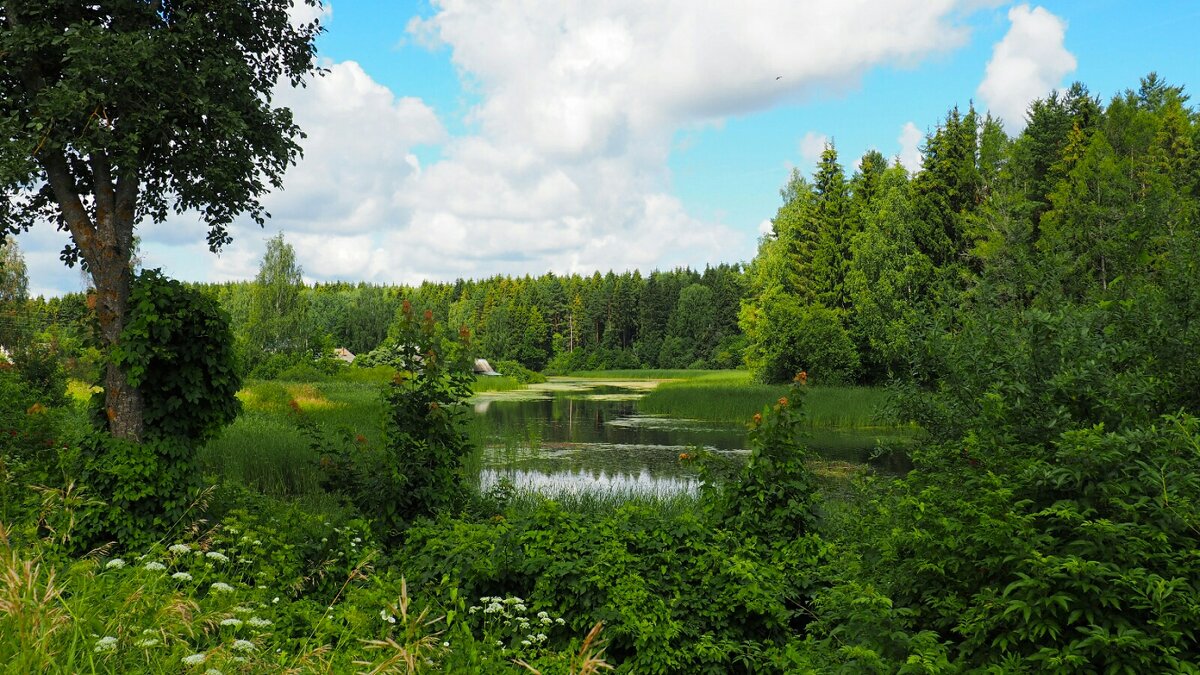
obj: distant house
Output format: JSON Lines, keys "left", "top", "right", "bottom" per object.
{"left": 473, "top": 358, "right": 500, "bottom": 376}
{"left": 333, "top": 347, "right": 355, "bottom": 364}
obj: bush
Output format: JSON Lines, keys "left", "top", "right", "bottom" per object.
{"left": 111, "top": 269, "right": 241, "bottom": 443}
{"left": 9, "top": 342, "right": 67, "bottom": 408}
{"left": 319, "top": 302, "right": 475, "bottom": 542}
{"left": 489, "top": 359, "right": 546, "bottom": 384}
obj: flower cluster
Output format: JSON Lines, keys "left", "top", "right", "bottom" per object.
{"left": 467, "top": 595, "right": 564, "bottom": 657}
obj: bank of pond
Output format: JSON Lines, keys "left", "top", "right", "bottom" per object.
{"left": 194, "top": 369, "right": 912, "bottom": 503}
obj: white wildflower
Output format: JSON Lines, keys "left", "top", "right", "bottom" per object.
{"left": 171, "top": 571, "right": 193, "bottom": 581}
{"left": 210, "top": 582, "right": 234, "bottom": 593}
{"left": 272, "top": 596, "right": 280, "bottom": 604}
{"left": 232, "top": 639, "right": 255, "bottom": 652}
{"left": 182, "top": 653, "right": 206, "bottom": 666}
{"left": 555, "top": 617, "right": 565, "bottom": 625}
{"left": 105, "top": 558, "right": 126, "bottom": 570}
{"left": 220, "top": 618, "right": 243, "bottom": 628}
{"left": 248, "top": 616, "right": 273, "bottom": 628}
{"left": 205, "top": 551, "right": 230, "bottom": 563}
{"left": 442, "top": 641, "right": 449, "bottom": 648}
{"left": 252, "top": 539, "right": 262, "bottom": 546}
{"left": 536, "top": 633, "right": 547, "bottom": 642}
{"left": 521, "top": 639, "right": 531, "bottom": 647}
{"left": 205, "top": 670, "right": 224, "bottom": 675}
{"left": 537, "top": 611, "right": 549, "bottom": 619}
{"left": 233, "top": 605, "right": 253, "bottom": 614}
{"left": 169, "top": 543, "right": 191, "bottom": 554}
{"left": 94, "top": 636, "right": 118, "bottom": 652}
{"left": 143, "top": 561, "right": 167, "bottom": 572}
{"left": 380, "top": 609, "right": 396, "bottom": 624}
{"left": 135, "top": 637, "right": 160, "bottom": 647}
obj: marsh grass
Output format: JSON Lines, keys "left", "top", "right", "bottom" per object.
{"left": 637, "top": 371, "right": 893, "bottom": 428}
{"left": 202, "top": 376, "right": 388, "bottom": 499}
{"left": 500, "top": 487, "right": 701, "bottom": 520}
{"left": 198, "top": 413, "right": 321, "bottom": 498}
{"left": 471, "top": 375, "right": 523, "bottom": 393}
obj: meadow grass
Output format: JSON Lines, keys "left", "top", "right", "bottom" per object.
{"left": 636, "top": 370, "right": 893, "bottom": 428}
{"left": 200, "top": 375, "right": 388, "bottom": 499}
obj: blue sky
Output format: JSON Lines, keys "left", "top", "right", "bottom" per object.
{"left": 17, "top": 1, "right": 1200, "bottom": 296}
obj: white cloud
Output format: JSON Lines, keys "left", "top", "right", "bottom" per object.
{"left": 21, "top": 1, "right": 997, "bottom": 293}
{"left": 977, "top": 4, "right": 1077, "bottom": 135}
{"left": 799, "top": 132, "right": 829, "bottom": 169}
{"left": 897, "top": 122, "right": 924, "bottom": 173}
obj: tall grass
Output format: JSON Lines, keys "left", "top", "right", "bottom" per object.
{"left": 470, "top": 375, "right": 523, "bottom": 393}
{"left": 201, "top": 376, "right": 387, "bottom": 500}
{"left": 637, "top": 371, "right": 893, "bottom": 428}
{"left": 198, "top": 413, "right": 322, "bottom": 498}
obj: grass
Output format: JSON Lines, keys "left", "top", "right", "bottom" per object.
{"left": 636, "top": 370, "right": 894, "bottom": 428}
{"left": 471, "top": 375, "right": 524, "bottom": 392}
{"left": 199, "top": 375, "right": 387, "bottom": 500}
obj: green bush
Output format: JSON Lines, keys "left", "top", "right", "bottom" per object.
{"left": 111, "top": 269, "right": 242, "bottom": 443}
{"left": 490, "top": 359, "right": 546, "bottom": 384}
{"left": 319, "top": 302, "right": 475, "bottom": 542}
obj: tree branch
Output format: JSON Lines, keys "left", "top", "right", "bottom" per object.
{"left": 40, "top": 151, "right": 97, "bottom": 261}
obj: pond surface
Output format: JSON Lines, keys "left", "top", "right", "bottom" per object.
{"left": 470, "top": 378, "right": 911, "bottom": 497}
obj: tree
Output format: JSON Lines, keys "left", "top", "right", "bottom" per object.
{"left": 247, "top": 232, "right": 312, "bottom": 357}
{"left": 0, "top": 239, "right": 29, "bottom": 350}
{"left": 0, "top": 2, "right": 322, "bottom": 439}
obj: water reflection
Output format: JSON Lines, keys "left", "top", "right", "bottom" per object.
{"left": 480, "top": 467, "right": 699, "bottom": 498}
{"left": 470, "top": 378, "right": 911, "bottom": 496}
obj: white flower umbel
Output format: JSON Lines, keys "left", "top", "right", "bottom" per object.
{"left": 169, "top": 543, "right": 191, "bottom": 555}
{"left": 171, "top": 571, "right": 193, "bottom": 581}
{"left": 210, "top": 582, "right": 235, "bottom": 593}
{"left": 94, "top": 636, "right": 118, "bottom": 653}
{"left": 105, "top": 558, "right": 125, "bottom": 570}
{"left": 182, "top": 652, "right": 206, "bottom": 666}
{"left": 220, "top": 618, "right": 243, "bottom": 628}
{"left": 143, "top": 561, "right": 167, "bottom": 571}
{"left": 205, "top": 551, "right": 230, "bottom": 563}
{"left": 231, "top": 639, "right": 255, "bottom": 652}
{"left": 248, "top": 616, "right": 273, "bottom": 628}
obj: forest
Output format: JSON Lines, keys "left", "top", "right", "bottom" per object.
{"left": 2, "top": 4, "right": 1199, "bottom": 670}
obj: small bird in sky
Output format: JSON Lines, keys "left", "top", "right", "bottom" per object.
{"left": 775, "top": 75, "right": 782, "bottom": 80}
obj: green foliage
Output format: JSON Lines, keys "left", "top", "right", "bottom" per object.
{"left": 0, "top": 367, "right": 63, "bottom": 524}
{"left": 742, "top": 296, "right": 859, "bottom": 384}
{"left": 490, "top": 359, "right": 548, "bottom": 384}
{"left": 74, "top": 432, "right": 200, "bottom": 550}
{"left": 717, "top": 384, "right": 819, "bottom": 542}
{"left": 111, "top": 269, "right": 242, "bottom": 443}
{"left": 8, "top": 342, "right": 68, "bottom": 408}
{"left": 320, "top": 302, "right": 476, "bottom": 541}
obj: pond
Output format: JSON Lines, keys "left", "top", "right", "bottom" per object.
{"left": 469, "top": 377, "right": 912, "bottom": 497}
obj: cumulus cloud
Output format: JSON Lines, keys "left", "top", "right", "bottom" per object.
{"left": 799, "top": 132, "right": 829, "bottom": 169}
{"left": 21, "top": 1, "right": 998, "bottom": 293}
{"left": 977, "top": 4, "right": 1076, "bottom": 134}
{"left": 897, "top": 121, "right": 924, "bottom": 173}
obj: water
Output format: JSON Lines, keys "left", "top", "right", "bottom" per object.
{"left": 470, "top": 378, "right": 911, "bottom": 497}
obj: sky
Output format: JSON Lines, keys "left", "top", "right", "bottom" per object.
{"left": 16, "top": 0, "right": 1200, "bottom": 297}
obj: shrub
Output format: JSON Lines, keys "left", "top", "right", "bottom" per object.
{"left": 319, "top": 302, "right": 475, "bottom": 541}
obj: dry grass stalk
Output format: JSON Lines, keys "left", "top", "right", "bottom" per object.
{"left": 355, "top": 577, "right": 445, "bottom": 674}
{"left": 0, "top": 553, "right": 70, "bottom": 661}
{"left": 515, "top": 621, "right": 614, "bottom": 675}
